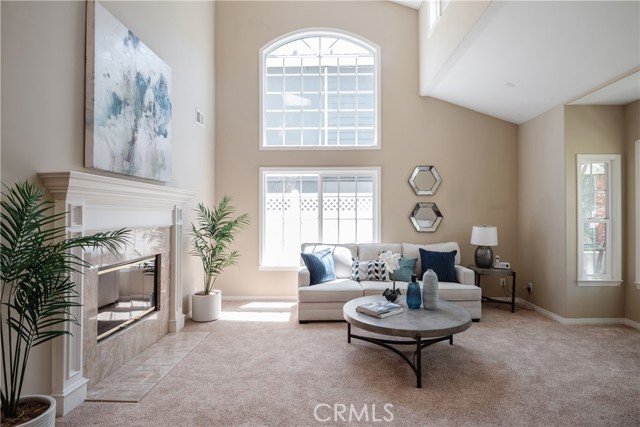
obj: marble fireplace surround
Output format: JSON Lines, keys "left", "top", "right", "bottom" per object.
{"left": 40, "top": 171, "right": 194, "bottom": 416}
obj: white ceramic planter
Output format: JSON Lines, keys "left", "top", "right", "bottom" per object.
{"left": 13, "top": 395, "right": 56, "bottom": 427}
{"left": 191, "top": 290, "right": 222, "bottom": 322}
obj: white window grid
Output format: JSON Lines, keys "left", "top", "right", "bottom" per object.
{"left": 636, "top": 140, "right": 640, "bottom": 289}
{"left": 260, "top": 31, "right": 380, "bottom": 149}
{"left": 259, "top": 168, "right": 381, "bottom": 269}
{"left": 577, "top": 154, "right": 622, "bottom": 285}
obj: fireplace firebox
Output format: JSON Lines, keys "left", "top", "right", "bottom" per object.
{"left": 97, "top": 255, "right": 159, "bottom": 342}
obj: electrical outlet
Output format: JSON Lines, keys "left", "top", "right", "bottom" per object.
{"left": 526, "top": 282, "right": 533, "bottom": 293}
{"left": 500, "top": 278, "right": 506, "bottom": 287}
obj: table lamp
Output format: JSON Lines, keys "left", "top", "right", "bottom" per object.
{"left": 471, "top": 225, "right": 498, "bottom": 268}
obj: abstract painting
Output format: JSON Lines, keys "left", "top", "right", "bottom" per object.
{"left": 85, "top": 1, "right": 172, "bottom": 182}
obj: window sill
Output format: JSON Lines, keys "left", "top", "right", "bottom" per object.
{"left": 577, "top": 280, "right": 622, "bottom": 287}
{"left": 260, "top": 145, "right": 381, "bottom": 151}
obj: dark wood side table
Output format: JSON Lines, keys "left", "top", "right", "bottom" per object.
{"left": 468, "top": 266, "right": 516, "bottom": 313}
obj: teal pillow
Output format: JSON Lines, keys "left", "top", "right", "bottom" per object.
{"left": 301, "top": 248, "right": 336, "bottom": 285}
{"left": 419, "top": 249, "right": 457, "bottom": 283}
{"left": 392, "top": 257, "right": 418, "bottom": 282}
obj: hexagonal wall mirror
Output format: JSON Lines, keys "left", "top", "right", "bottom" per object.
{"left": 409, "top": 165, "right": 442, "bottom": 196}
{"left": 410, "top": 202, "right": 443, "bottom": 232}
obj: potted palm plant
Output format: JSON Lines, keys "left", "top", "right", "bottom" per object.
{"left": 189, "top": 196, "right": 249, "bottom": 322}
{"left": 1, "top": 181, "right": 129, "bottom": 427}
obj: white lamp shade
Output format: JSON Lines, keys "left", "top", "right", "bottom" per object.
{"left": 471, "top": 225, "right": 498, "bottom": 246}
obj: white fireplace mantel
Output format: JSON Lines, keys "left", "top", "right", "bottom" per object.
{"left": 39, "top": 171, "right": 195, "bottom": 416}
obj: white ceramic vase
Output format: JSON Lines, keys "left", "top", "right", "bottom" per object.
{"left": 14, "top": 395, "right": 56, "bottom": 427}
{"left": 191, "top": 290, "right": 222, "bottom": 322}
{"left": 422, "top": 269, "right": 439, "bottom": 310}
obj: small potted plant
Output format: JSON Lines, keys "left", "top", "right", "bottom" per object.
{"left": 379, "top": 250, "right": 402, "bottom": 302}
{"left": 1, "top": 181, "right": 129, "bottom": 426}
{"left": 189, "top": 196, "right": 249, "bottom": 322}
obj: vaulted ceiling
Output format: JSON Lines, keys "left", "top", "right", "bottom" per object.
{"left": 392, "top": 0, "right": 640, "bottom": 124}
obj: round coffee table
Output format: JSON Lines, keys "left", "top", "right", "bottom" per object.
{"left": 343, "top": 295, "right": 472, "bottom": 388}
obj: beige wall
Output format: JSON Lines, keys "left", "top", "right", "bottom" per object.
{"left": 215, "top": 1, "right": 518, "bottom": 297}
{"left": 625, "top": 101, "right": 639, "bottom": 323}
{"left": 518, "top": 106, "right": 567, "bottom": 315}
{"left": 519, "top": 103, "right": 637, "bottom": 323}
{"left": 564, "top": 105, "right": 626, "bottom": 318}
{"left": 1, "top": 0, "right": 215, "bottom": 395}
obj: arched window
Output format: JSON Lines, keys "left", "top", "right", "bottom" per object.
{"left": 260, "top": 30, "right": 380, "bottom": 149}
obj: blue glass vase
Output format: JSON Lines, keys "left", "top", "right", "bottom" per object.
{"left": 406, "top": 274, "right": 422, "bottom": 309}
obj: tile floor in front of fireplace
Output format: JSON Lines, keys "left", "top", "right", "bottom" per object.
{"left": 86, "top": 331, "right": 208, "bottom": 402}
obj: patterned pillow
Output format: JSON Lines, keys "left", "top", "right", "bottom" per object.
{"left": 351, "top": 258, "right": 389, "bottom": 281}
{"left": 351, "top": 257, "right": 361, "bottom": 281}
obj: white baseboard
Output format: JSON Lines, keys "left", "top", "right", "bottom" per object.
{"left": 202, "top": 295, "right": 640, "bottom": 330}
{"left": 623, "top": 318, "right": 640, "bottom": 330}
{"left": 527, "top": 301, "right": 640, "bottom": 330}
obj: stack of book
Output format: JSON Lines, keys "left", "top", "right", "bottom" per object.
{"left": 356, "top": 301, "right": 403, "bottom": 318}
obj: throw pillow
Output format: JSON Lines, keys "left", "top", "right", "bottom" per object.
{"left": 351, "top": 258, "right": 390, "bottom": 281}
{"left": 351, "top": 257, "right": 360, "bottom": 281}
{"left": 365, "top": 259, "right": 389, "bottom": 281}
{"left": 419, "top": 249, "right": 457, "bottom": 283}
{"left": 393, "top": 257, "right": 418, "bottom": 282}
{"left": 301, "top": 248, "right": 336, "bottom": 285}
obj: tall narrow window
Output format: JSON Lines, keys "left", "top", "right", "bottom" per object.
{"left": 427, "top": 0, "right": 450, "bottom": 34}
{"left": 636, "top": 140, "right": 640, "bottom": 289}
{"left": 261, "top": 31, "right": 380, "bottom": 149}
{"left": 260, "top": 168, "right": 380, "bottom": 268}
{"left": 577, "top": 154, "right": 622, "bottom": 285}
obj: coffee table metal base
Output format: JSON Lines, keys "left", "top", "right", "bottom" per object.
{"left": 347, "top": 323, "right": 452, "bottom": 388}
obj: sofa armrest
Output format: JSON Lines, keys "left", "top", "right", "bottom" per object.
{"left": 455, "top": 265, "right": 475, "bottom": 285}
{"left": 298, "top": 266, "right": 311, "bottom": 287}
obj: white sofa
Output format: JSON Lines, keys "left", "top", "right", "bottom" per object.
{"left": 297, "top": 242, "right": 481, "bottom": 322}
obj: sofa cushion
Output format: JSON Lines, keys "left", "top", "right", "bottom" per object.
{"left": 419, "top": 249, "right": 457, "bottom": 282}
{"left": 361, "top": 280, "right": 409, "bottom": 296}
{"left": 297, "top": 279, "right": 363, "bottom": 303}
{"left": 301, "top": 243, "right": 357, "bottom": 279}
{"left": 437, "top": 282, "right": 482, "bottom": 301}
{"left": 357, "top": 243, "right": 402, "bottom": 262}
{"left": 393, "top": 257, "right": 417, "bottom": 282}
{"left": 402, "top": 242, "right": 461, "bottom": 276}
{"left": 301, "top": 249, "right": 336, "bottom": 285}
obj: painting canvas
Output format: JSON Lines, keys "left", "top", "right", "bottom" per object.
{"left": 85, "top": 1, "right": 172, "bottom": 181}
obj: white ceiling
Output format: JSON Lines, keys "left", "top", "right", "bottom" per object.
{"left": 392, "top": 0, "right": 640, "bottom": 124}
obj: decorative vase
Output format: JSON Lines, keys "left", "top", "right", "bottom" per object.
{"left": 406, "top": 274, "right": 421, "bottom": 309}
{"left": 422, "top": 269, "right": 439, "bottom": 310}
{"left": 191, "top": 290, "right": 222, "bottom": 322}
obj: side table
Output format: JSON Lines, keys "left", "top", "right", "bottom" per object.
{"left": 468, "top": 265, "right": 516, "bottom": 313}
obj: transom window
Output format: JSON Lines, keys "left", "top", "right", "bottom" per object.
{"left": 577, "top": 154, "right": 621, "bottom": 285}
{"left": 260, "top": 30, "right": 380, "bottom": 149}
{"left": 260, "top": 168, "right": 380, "bottom": 268}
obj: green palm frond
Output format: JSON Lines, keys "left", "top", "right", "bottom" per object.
{"left": 1, "top": 181, "right": 130, "bottom": 418}
{"left": 189, "top": 196, "right": 250, "bottom": 294}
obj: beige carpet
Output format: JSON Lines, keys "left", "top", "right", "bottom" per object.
{"left": 57, "top": 301, "right": 639, "bottom": 427}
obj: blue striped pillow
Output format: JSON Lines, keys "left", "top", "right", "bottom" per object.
{"left": 301, "top": 248, "right": 337, "bottom": 285}
{"left": 419, "top": 249, "right": 457, "bottom": 283}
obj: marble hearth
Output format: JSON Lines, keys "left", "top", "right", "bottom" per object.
{"left": 84, "top": 227, "right": 170, "bottom": 390}
{"left": 40, "top": 171, "right": 194, "bottom": 416}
